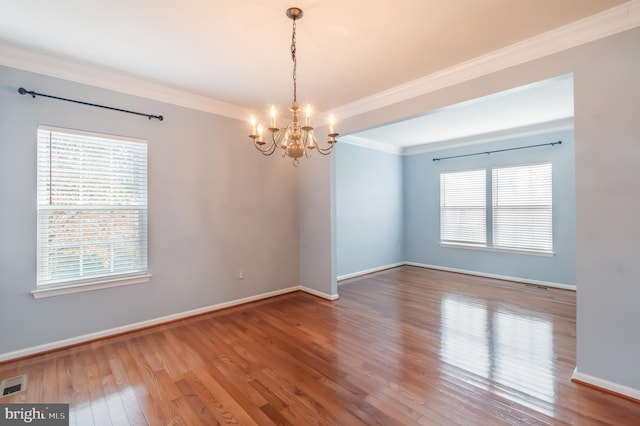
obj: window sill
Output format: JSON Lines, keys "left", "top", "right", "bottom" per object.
{"left": 31, "top": 274, "right": 151, "bottom": 299}
{"left": 440, "top": 243, "right": 555, "bottom": 257}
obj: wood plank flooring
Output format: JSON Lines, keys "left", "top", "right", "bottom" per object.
{"left": 2, "top": 266, "right": 639, "bottom": 425}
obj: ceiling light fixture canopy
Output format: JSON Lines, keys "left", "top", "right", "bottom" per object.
{"left": 248, "top": 7, "right": 338, "bottom": 166}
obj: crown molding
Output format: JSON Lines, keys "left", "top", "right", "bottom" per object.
{"left": 2, "top": 1, "right": 638, "bottom": 122}
{"left": 334, "top": 0, "right": 640, "bottom": 119}
{"left": 0, "top": 43, "right": 250, "bottom": 121}
{"left": 339, "top": 135, "right": 403, "bottom": 155}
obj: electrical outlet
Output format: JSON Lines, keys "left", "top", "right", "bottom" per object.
{"left": 238, "top": 269, "right": 244, "bottom": 280}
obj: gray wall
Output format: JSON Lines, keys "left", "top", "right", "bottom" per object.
{"left": 573, "top": 30, "right": 640, "bottom": 389}
{"left": 329, "top": 27, "right": 640, "bottom": 391}
{"left": 336, "top": 143, "right": 403, "bottom": 277}
{"left": 298, "top": 147, "right": 337, "bottom": 298}
{"left": 0, "top": 65, "right": 299, "bottom": 354}
{"left": 403, "top": 129, "right": 576, "bottom": 286}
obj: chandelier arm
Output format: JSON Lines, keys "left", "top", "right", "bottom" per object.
{"left": 315, "top": 142, "right": 336, "bottom": 155}
{"left": 272, "top": 129, "right": 287, "bottom": 148}
{"left": 254, "top": 139, "right": 278, "bottom": 156}
{"left": 303, "top": 132, "right": 312, "bottom": 158}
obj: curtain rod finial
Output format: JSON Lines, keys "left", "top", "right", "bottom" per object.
{"left": 18, "top": 87, "right": 36, "bottom": 98}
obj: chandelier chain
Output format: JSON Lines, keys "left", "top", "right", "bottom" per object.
{"left": 291, "top": 17, "right": 297, "bottom": 104}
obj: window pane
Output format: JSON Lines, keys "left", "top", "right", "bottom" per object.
{"left": 440, "top": 169, "right": 486, "bottom": 245}
{"left": 37, "top": 126, "right": 148, "bottom": 287}
{"left": 492, "top": 163, "right": 552, "bottom": 253}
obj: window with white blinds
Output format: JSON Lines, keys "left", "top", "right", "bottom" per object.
{"left": 440, "top": 169, "right": 487, "bottom": 245}
{"left": 492, "top": 163, "right": 552, "bottom": 253}
{"left": 37, "top": 126, "right": 148, "bottom": 288}
{"left": 440, "top": 162, "right": 553, "bottom": 254}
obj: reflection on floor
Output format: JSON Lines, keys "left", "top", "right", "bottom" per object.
{"left": 440, "top": 294, "right": 555, "bottom": 415}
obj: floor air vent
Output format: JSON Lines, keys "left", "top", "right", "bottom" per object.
{"left": 526, "top": 284, "right": 549, "bottom": 290}
{"left": 0, "top": 374, "right": 27, "bottom": 398}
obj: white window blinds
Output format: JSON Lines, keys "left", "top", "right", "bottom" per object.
{"left": 37, "top": 126, "right": 148, "bottom": 287}
{"left": 440, "top": 169, "right": 486, "bottom": 245}
{"left": 492, "top": 163, "right": 552, "bottom": 253}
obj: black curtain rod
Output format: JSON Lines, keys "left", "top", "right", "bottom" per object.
{"left": 432, "top": 140, "right": 561, "bottom": 162}
{"left": 18, "top": 87, "right": 164, "bottom": 121}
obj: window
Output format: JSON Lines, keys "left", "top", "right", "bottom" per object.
{"left": 37, "top": 126, "right": 148, "bottom": 289}
{"left": 440, "top": 163, "right": 553, "bottom": 254}
{"left": 440, "top": 169, "right": 486, "bottom": 246}
{"left": 492, "top": 163, "right": 552, "bottom": 253}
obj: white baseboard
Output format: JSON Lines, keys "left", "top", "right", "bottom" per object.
{"left": 0, "top": 263, "right": 570, "bottom": 363}
{"left": 299, "top": 286, "right": 340, "bottom": 301}
{"left": 405, "top": 262, "right": 576, "bottom": 291}
{"left": 0, "top": 285, "right": 334, "bottom": 363}
{"left": 337, "top": 262, "right": 405, "bottom": 282}
{"left": 572, "top": 368, "right": 640, "bottom": 401}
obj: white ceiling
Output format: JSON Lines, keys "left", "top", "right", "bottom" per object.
{"left": 343, "top": 74, "right": 574, "bottom": 151}
{"left": 0, "top": 1, "right": 633, "bottom": 147}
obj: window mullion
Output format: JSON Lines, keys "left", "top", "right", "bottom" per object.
{"left": 486, "top": 168, "right": 493, "bottom": 248}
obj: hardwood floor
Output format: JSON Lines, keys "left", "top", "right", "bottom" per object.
{"left": 2, "top": 266, "right": 639, "bottom": 425}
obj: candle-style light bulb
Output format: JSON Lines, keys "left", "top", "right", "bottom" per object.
{"left": 270, "top": 105, "right": 277, "bottom": 128}
{"left": 250, "top": 115, "right": 257, "bottom": 136}
{"left": 305, "top": 104, "right": 311, "bottom": 126}
{"left": 329, "top": 114, "right": 335, "bottom": 134}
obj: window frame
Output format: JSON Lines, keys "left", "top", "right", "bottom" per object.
{"left": 33, "top": 125, "right": 151, "bottom": 299}
{"left": 439, "top": 162, "right": 554, "bottom": 256}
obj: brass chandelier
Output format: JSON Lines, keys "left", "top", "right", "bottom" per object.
{"left": 248, "top": 7, "right": 338, "bottom": 166}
